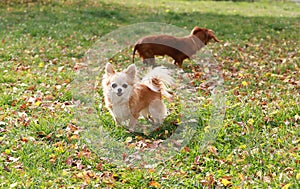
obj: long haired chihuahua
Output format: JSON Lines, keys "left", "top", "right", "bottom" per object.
{"left": 102, "top": 63, "right": 173, "bottom": 131}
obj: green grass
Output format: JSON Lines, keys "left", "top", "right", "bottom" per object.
{"left": 1, "top": 0, "right": 300, "bottom": 188}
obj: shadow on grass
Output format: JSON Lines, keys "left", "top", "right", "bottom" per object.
{"left": 0, "top": 1, "right": 299, "bottom": 42}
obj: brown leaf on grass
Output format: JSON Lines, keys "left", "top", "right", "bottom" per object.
{"left": 184, "top": 146, "right": 190, "bottom": 152}
{"left": 122, "top": 153, "right": 127, "bottom": 161}
{"left": 200, "top": 174, "right": 215, "bottom": 187}
{"left": 194, "top": 155, "right": 201, "bottom": 165}
{"left": 263, "top": 175, "right": 271, "bottom": 183}
{"left": 66, "top": 157, "right": 74, "bottom": 166}
{"left": 148, "top": 168, "right": 156, "bottom": 173}
{"left": 96, "top": 161, "right": 103, "bottom": 171}
{"left": 49, "top": 154, "right": 56, "bottom": 164}
{"left": 20, "top": 137, "right": 29, "bottom": 143}
{"left": 238, "top": 173, "right": 245, "bottom": 182}
{"left": 233, "top": 89, "right": 239, "bottom": 96}
{"left": 75, "top": 170, "right": 98, "bottom": 181}
{"left": 283, "top": 167, "right": 294, "bottom": 173}
{"left": 27, "top": 85, "right": 36, "bottom": 91}
{"left": 208, "top": 145, "right": 218, "bottom": 156}
{"left": 74, "top": 63, "right": 87, "bottom": 71}
{"left": 101, "top": 172, "right": 116, "bottom": 187}
{"left": 3, "top": 165, "right": 11, "bottom": 172}
{"left": 36, "top": 131, "right": 47, "bottom": 138}
{"left": 77, "top": 146, "right": 91, "bottom": 159}
{"left": 149, "top": 181, "right": 161, "bottom": 188}
{"left": 69, "top": 134, "right": 79, "bottom": 140}
{"left": 76, "top": 161, "right": 83, "bottom": 170}
{"left": 0, "top": 127, "right": 7, "bottom": 133}
{"left": 261, "top": 100, "right": 267, "bottom": 106}
{"left": 45, "top": 133, "right": 53, "bottom": 140}
{"left": 19, "top": 103, "right": 27, "bottom": 111}
{"left": 0, "top": 113, "right": 4, "bottom": 121}
{"left": 16, "top": 65, "right": 30, "bottom": 71}
{"left": 66, "top": 124, "right": 80, "bottom": 132}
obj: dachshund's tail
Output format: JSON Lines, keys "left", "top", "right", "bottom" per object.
{"left": 132, "top": 45, "right": 138, "bottom": 63}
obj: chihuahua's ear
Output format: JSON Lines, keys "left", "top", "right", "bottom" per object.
{"left": 125, "top": 64, "right": 136, "bottom": 79}
{"left": 105, "top": 63, "right": 115, "bottom": 75}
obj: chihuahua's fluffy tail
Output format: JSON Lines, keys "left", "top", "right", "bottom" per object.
{"left": 141, "top": 66, "right": 174, "bottom": 98}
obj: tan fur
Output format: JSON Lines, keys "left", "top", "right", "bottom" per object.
{"left": 129, "top": 84, "right": 162, "bottom": 119}
{"left": 132, "top": 26, "right": 220, "bottom": 67}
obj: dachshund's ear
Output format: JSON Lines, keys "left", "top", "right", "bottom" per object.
{"left": 207, "top": 30, "right": 220, "bottom": 42}
{"left": 191, "top": 26, "right": 202, "bottom": 35}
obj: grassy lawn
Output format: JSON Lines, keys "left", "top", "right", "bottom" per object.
{"left": 0, "top": 0, "right": 299, "bottom": 188}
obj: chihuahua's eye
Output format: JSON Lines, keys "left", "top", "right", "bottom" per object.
{"left": 122, "top": 84, "right": 128, "bottom": 88}
{"left": 111, "top": 83, "right": 117, "bottom": 88}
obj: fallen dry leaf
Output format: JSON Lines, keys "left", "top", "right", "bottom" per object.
{"left": 149, "top": 181, "right": 161, "bottom": 188}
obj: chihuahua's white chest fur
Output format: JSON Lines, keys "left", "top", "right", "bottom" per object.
{"left": 111, "top": 102, "right": 132, "bottom": 123}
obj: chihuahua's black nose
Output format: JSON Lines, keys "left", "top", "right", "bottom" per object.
{"left": 118, "top": 88, "right": 122, "bottom": 93}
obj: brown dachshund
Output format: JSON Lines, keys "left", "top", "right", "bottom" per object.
{"left": 132, "top": 26, "right": 220, "bottom": 67}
